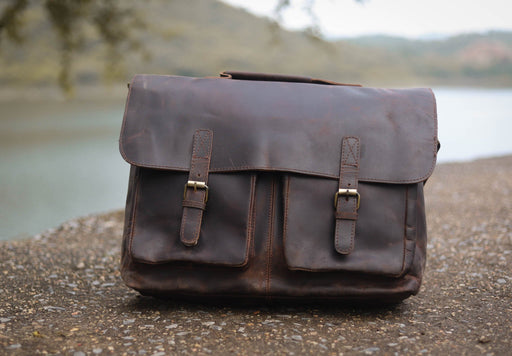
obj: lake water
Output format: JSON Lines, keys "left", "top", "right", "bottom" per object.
{"left": 1, "top": 88, "right": 511, "bottom": 240}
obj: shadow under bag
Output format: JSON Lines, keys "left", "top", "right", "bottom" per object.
{"left": 119, "top": 71, "right": 439, "bottom": 303}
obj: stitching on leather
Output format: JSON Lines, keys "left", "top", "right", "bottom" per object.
{"left": 405, "top": 185, "right": 415, "bottom": 241}
{"left": 399, "top": 184, "right": 417, "bottom": 277}
{"left": 336, "top": 139, "right": 345, "bottom": 252}
{"left": 128, "top": 168, "right": 141, "bottom": 259}
{"left": 336, "top": 220, "right": 354, "bottom": 254}
{"left": 180, "top": 210, "right": 201, "bottom": 245}
{"left": 119, "top": 160, "right": 433, "bottom": 184}
{"left": 192, "top": 130, "right": 200, "bottom": 158}
{"left": 344, "top": 138, "right": 358, "bottom": 166}
{"left": 191, "top": 209, "right": 202, "bottom": 245}
{"left": 189, "top": 161, "right": 196, "bottom": 177}
{"left": 395, "top": 186, "right": 408, "bottom": 276}
{"left": 197, "top": 132, "right": 206, "bottom": 158}
{"left": 118, "top": 75, "right": 134, "bottom": 156}
{"left": 334, "top": 220, "right": 341, "bottom": 253}
{"left": 181, "top": 196, "right": 204, "bottom": 245}
{"left": 354, "top": 138, "right": 360, "bottom": 168}
{"left": 345, "top": 140, "right": 353, "bottom": 165}
{"left": 400, "top": 185, "right": 409, "bottom": 275}
{"left": 265, "top": 178, "right": 276, "bottom": 299}
{"left": 123, "top": 129, "right": 427, "bottom": 184}
{"left": 194, "top": 130, "right": 210, "bottom": 159}
{"left": 269, "top": 178, "right": 277, "bottom": 302}
{"left": 339, "top": 148, "right": 345, "bottom": 187}
{"left": 180, "top": 206, "right": 190, "bottom": 243}
{"left": 428, "top": 87, "right": 439, "bottom": 181}
{"left": 346, "top": 139, "right": 360, "bottom": 253}
{"left": 245, "top": 175, "right": 257, "bottom": 263}
{"left": 341, "top": 141, "right": 348, "bottom": 171}
{"left": 282, "top": 176, "right": 290, "bottom": 266}
{"left": 343, "top": 197, "right": 357, "bottom": 253}
{"left": 349, "top": 219, "right": 355, "bottom": 252}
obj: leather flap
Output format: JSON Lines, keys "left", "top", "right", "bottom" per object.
{"left": 120, "top": 74, "right": 438, "bottom": 184}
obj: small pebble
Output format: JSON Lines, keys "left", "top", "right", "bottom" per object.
{"left": 364, "top": 347, "right": 380, "bottom": 354}
{"left": 478, "top": 335, "right": 492, "bottom": 344}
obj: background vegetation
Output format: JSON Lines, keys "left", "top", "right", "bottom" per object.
{"left": 1, "top": 0, "right": 512, "bottom": 95}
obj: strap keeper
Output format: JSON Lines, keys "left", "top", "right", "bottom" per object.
{"left": 182, "top": 200, "right": 207, "bottom": 210}
{"left": 336, "top": 211, "right": 358, "bottom": 220}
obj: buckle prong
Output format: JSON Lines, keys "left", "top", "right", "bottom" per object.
{"left": 334, "top": 188, "right": 360, "bottom": 210}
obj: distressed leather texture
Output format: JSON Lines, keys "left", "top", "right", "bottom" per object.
{"left": 119, "top": 72, "right": 438, "bottom": 303}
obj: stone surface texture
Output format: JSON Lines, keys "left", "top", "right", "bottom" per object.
{"left": 1, "top": 156, "right": 511, "bottom": 355}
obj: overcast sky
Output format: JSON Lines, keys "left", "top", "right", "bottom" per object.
{"left": 221, "top": 0, "right": 512, "bottom": 39}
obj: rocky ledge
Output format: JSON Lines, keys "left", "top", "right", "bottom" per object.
{"left": 1, "top": 156, "right": 511, "bottom": 355}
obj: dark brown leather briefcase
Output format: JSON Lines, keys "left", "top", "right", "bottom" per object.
{"left": 119, "top": 71, "right": 438, "bottom": 303}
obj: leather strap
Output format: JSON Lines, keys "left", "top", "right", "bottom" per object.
{"left": 180, "top": 129, "right": 213, "bottom": 247}
{"left": 335, "top": 137, "right": 360, "bottom": 255}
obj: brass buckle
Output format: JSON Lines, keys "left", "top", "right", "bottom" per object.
{"left": 183, "top": 180, "right": 209, "bottom": 203}
{"left": 334, "top": 188, "right": 360, "bottom": 210}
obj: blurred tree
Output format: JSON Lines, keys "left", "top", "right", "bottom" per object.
{"left": 0, "top": 0, "right": 146, "bottom": 94}
{"left": 0, "top": 0, "right": 365, "bottom": 93}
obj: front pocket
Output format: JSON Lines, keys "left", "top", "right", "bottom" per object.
{"left": 129, "top": 169, "right": 255, "bottom": 267}
{"left": 283, "top": 175, "right": 414, "bottom": 277}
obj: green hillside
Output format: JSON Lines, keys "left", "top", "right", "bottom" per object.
{"left": 345, "top": 32, "right": 512, "bottom": 86}
{"left": 1, "top": 0, "right": 511, "bottom": 90}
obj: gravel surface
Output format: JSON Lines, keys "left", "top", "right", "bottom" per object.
{"left": 1, "top": 156, "right": 511, "bottom": 355}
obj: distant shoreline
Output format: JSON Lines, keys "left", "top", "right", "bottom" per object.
{"left": 0, "top": 85, "right": 130, "bottom": 102}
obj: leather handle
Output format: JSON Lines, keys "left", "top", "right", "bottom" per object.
{"left": 220, "top": 71, "right": 361, "bottom": 87}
